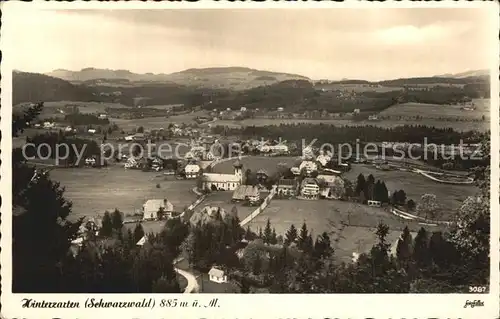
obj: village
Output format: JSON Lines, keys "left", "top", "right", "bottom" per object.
{"left": 60, "top": 127, "right": 479, "bottom": 292}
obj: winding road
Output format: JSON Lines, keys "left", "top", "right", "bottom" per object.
{"left": 174, "top": 262, "right": 199, "bottom": 293}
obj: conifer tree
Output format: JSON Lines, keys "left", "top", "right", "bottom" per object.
{"left": 270, "top": 228, "right": 278, "bottom": 245}
{"left": 284, "top": 224, "right": 298, "bottom": 246}
{"left": 111, "top": 209, "right": 124, "bottom": 232}
{"left": 100, "top": 211, "right": 113, "bottom": 237}
{"left": 263, "top": 218, "right": 273, "bottom": 244}
{"left": 133, "top": 223, "right": 145, "bottom": 244}
{"left": 355, "top": 173, "right": 366, "bottom": 196}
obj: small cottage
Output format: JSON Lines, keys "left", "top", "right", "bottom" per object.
{"left": 208, "top": 267, "right": 227, "bottom": 283}
{"left": 143, "top": 199, "right": 174, "bottom": 220}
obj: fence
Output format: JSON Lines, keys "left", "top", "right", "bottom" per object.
{"left": 240, "top": 186, "right": 277, "bottom": 227}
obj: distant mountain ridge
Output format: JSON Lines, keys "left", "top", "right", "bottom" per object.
{"left": 45, "top": 66, "right": 310, "bottom": 90}
{"left": 433, "top": 69, "right": 489, "bottom": 79}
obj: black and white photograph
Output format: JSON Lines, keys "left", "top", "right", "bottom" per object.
{"left": 1, "top": 2, "right": 499, "bottom": 318}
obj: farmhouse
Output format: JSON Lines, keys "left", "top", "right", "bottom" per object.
{"left": 367, "top": 200, "right": 382, "bottom": 207}
{"left": 316, "top": 154, "right": 331, "bottom": 167}
{"left": 277, "top": 178, "right": 298, "bottom": 197}
{"left": 201, "top": 160, "right": 243, "bottom": 191}
{"left": 317, "top": 174, "right": 345, "bottom": 199}
{"left": 184, "top": 163, "right": 201, "bottom": 179}
{"left": 208, "top": 267, "right": 228, "bottom": 283}
{"left": 143, "top": 199, "right": 174, "bottom": 220}
{"left": 232, "top": 185, "right": 260, "bottom": 204}
{"left": 300, "top": 178, "right": 320, "bottom": 199}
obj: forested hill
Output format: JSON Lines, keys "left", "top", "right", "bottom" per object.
{"left": 46, "top": 66, "right": 310, "bottom": 90}
{"left": 13, "top": 71, "right": 98, "bottom": 105}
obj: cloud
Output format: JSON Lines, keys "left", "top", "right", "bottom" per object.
{"left": 4, "top": 7, "right": 493, "bottom": 80}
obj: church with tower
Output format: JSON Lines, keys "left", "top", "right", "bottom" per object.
{"left": 201, "top": 159, "right": 243, "bottom": 191}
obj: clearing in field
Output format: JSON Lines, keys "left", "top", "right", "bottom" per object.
{"left": 50, "top": 166, "right": 197, "bottom": 221}
{"left": 343, "top": 164, "right": 477, "bottom": 218}
{"left": 193, "top": 191, "right": 257, "bottom": 222}
{"left": 379, "top": 99, "right": 490, "bottom": 121}
{"left": 248, "top": 199, "right": 420, "bottom": 264}
{"left": 111, "top": 110, "right": 210, "bottom": 131}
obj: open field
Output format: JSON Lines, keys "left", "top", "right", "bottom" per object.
{"left": 343, "top": 164, "right": 477, "bottom": 217}
{"left": 111, "top": 110, "right": 209, "bottom": 131}
{"left": 247, "top": 199, "right": 421, "bottom": 264}
{"left": 379, "top": 99, "right": 490, "bottom": 121}
{"left": 208, "top": 117, "right": 488, "bottom": 132}
{"left": 43, "top": 101, "right": 132, "bottom": 114}
{"left": 212, "top": 156, "right": 299, "bottom": 175}
{"left": 50, "top": 166, "right": 197, "bottom": 221}
{"left": 195, "top": 191, "right": 260, "bottom": 222}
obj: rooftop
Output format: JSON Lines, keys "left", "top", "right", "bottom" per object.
{"left": 203, "top": 173, "right": 241, "bottom": 183}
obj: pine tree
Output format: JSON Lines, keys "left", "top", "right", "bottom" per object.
{"left": 100, "top": 211, "right": 113, "bottom": 237}
{"left": 111, "top": 209, "right": 124, "bottom": 232}
{"left": 297, "top": 222, "right": 309, "bottom": 250}
{"left": 12, "top": 102, "right": 82, "bottom": 292}
{"left": 413, "top": 227, "right": 430, "bottom": 268}
{"left": 284, "top": 224, "right": 298, "bottom": 246}
{"left": 258, "top": 227, "right": 263, "bottom": 239}
{"left": 231, "top": 206, "right": 238, "bottom": 218}
{"left": 380, "top": 182, "right": 390, "bottom": 203}
{"left": 355, "top": 173, "right": 366, "bottom": 196}
{"left": 263, "top": 218, "right": 273, "bottom": 244}
{"left": 374, "top": 180, "right": 382, "bottom": 201}
{"left": 396, "top": 226, "right": 413, "bottom": 268}
{"left": 313, "top": 232, "right": 333, "bottom": 259}
{"left": 244, "top": 225, "right": 253, "bottom": 241}
{"left": 270, "top": 228, "right": 278, "bottom": 245}
{"left": 133, "top": 223, "right": 145, "bottom": 244}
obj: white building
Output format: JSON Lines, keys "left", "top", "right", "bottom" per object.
{"left": 208, "top": 267, "right": 227, "bottom": 283}
{"left": 302, "top": 146, "right": 315, "bottom": 160}
{"left": 185, "top": 164, "right": 201, "bottom": 179}
{"left": 201, "top": 160, "right": 243, "bottom": 191}
{"left": 316, "top": 154, "right": 331, "bottom": 167}
{"left": 43, "top": 122, "right": 55, "bottom": 129}
{"left": 299, "top": 161, "right": 318, "bottom": 175}
{"left": 300, "top": 178, "right": 320, "bottom": 199}
{"left": 143, "top": 199, "right": 174, "bottom": 220}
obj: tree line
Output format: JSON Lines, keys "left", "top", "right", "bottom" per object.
{"left": 212, "top": 123, "right": 483, "bottom": 146}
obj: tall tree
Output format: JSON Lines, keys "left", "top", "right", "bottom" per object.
{"left": 396, "top": 226, "right": 413, "bottom": 269}
{"left": 297, "top": 222, "right": 309, "bottom": 250}
{"left": 263, "top": 218, "right": 273, "bottom": 244}
{"left": 12, "top": 102, "right": 82, "bottom": 292}
{"left": 284, "top": 224, "right": 298, "bottom": 246}
{"left": 417, "top": 194, "right": 440, "bottom": 220}
{"left": 412, "top": 227, "right": 430, "bottom": 268}
{"left": 270, "top": 228, "right": 278, "bottom": 245}
{"left": 111, "top": 209, "right": 124, "bottom": 232}
{"left": 99, "top": 211, "right": 113, "bottom": 237}
{"left": 133, "top": 223, "right": 145, "bottom": 244}
{"left": 355, "top": 173, "right": 366, "bottom": 196}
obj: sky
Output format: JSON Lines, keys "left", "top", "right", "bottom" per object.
{"left": 4, "top": 7, "right": 496, "bottom": 81}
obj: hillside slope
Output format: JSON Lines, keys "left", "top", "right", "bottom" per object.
{"left": 13, "top": 71, "right": 99, "bottom": 105}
